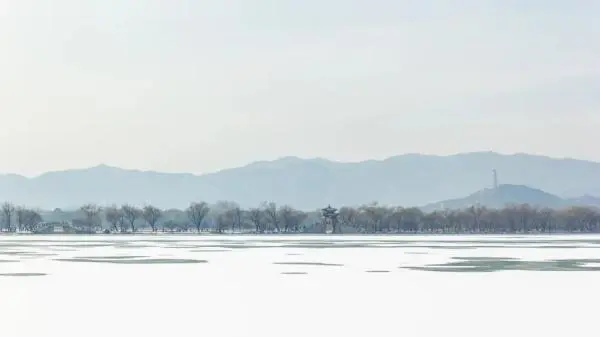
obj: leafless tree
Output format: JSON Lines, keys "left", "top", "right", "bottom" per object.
{"left": 278, "top": 206, "right": 306, "bottom": 232}
{"left": 263, "top": 202, "right": 279, "bottom": 232}
{"left": 468, "top": 205, "right": 484, "bottom": 233}
{"left": 213, "top": 213, "right": 227, "bottom": 233}
{"left": 80, "top": 204, "right": 102, "bottom": 233}
{"left": 212, "top": 201, "right": 239, "bottom": 233}
{"left": 187, "top": 202, "right": 210, "bottom": 233}
{"left": 230, "top": 206, "right": 244, "bottom": 233}
{"left": 16, "top": 206, "right": 26, "bottom": 232}
{"left": 389, "top": 207, "right": 404, "bottom": 233}
{"left": 14, "top": 206, "right": 42, "bottom": 232}
{"left": 249, "top": 207, "right": 264, "bottom": 233}
{"left": 163, "top": 220, "right": 178, "bottom": 233}
{"left": 105, "top": 205, "right": 124, "bottom": 232}
{"left": 142, "top": 205, "right": 163, "bottom": 232}
{"left": 22, "top": 209, "right": 42, "bottom": 232}
{"left": 178, "top": 219, "right": 190, "bottom": 232}
{"left": 537, "top": 208, "right": 553, "bottom": 233}
{"left": 291, "top": 209, "right": 307, "bottom": 232}
{"left": 339, "top": 206, "right": 359, "bottom": 232}
{"left": 278, "top": 205, "right": 294, "bottom": 232}
{"left": 360, "top": 202, "right": 386, "bottom": 233}
{"left": 122, "top": 204, "right": 141, "bottom": 233}
{"left": 1, "top": 202, "right": 15, "bottom": 232}
{"left": 403, "top": 207, "right": 423, "bottom": 232}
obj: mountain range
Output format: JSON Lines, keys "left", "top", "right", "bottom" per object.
{"left": 2, "top": 152, "right": 600, "bottom": 210}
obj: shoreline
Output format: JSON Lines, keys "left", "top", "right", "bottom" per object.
{"left": 0, "top": 231, "right": 596, "bottom": 236}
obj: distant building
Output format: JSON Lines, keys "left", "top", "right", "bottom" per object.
{"left": 321, "top": 205, "right": 339, "bottom": 234}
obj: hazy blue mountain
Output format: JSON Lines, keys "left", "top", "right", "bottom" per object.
{"left": 421, "top": 184, "right": 568, "bottom": 212}
{"left": 2, "top": 152, "right": 600, "bottom": 210}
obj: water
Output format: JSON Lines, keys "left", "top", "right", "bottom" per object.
{"left": 1, "top": 235, "right": 599, "bottom": 337}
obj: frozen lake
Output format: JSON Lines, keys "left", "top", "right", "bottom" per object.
{"left": 1, "top": 234, "right": 600, "bottom": 337}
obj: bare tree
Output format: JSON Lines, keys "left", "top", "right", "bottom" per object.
{"left": 402, "top": 207, "right": 423, "bottom": 233}
{"left": 538, "top": 208, "right": 553, "bottom": 233}
{"left": 212, "top": 201, "right": 240, "bottom": 233}
{"left": 278, "top": 205, "right": 294, "bottom": 232}
{"left": 163, "top": 220, "right": 178, "bottom": 233}
{"left": 278, "top": 206, "right": 306, "bottom": 232}
{"left": 249, "top": 207, "right": 264, "bottom": 233}
{"left": 186, "top": 202, "right": 210, "bottom": 233}
{"left": 105, "top": 205, "right": 124, "bottom": 232}
{"left": 16, "top": 206, "right": 26, "bottom": 232}
{"left": 360, "top": 203, "right": 385, "bottom": 233}
{"left": 339, "top": 206, "right": 359, "bottom": 233}
{"left": 293, "top": 210, "right": 308, "bottom": 232}
{"left": 80, "top": 204, "right": 102, "bottom": 234}
{"left": 142, "top": 205, "right": 163, "bottom": 232}
{"left": 467, "top": 205, "right": 485, "bottom": 233}
{"left": 263, "top": 202, "right": 279, "bottom": 232}
{"left": 178, "top": 219, "right": 190, "bottom": 232}
{"left": 230, "top": 205, "right": 243, "bottom": 233}
{"left": 1, "top": 202, "right": 15, "bottom": 232}
{"left": 22, "top": 209, "right": 42, "bottom": 232}
{"left": 214, "top": 213, "right": 228, "bottom": 233}
{"left": 122, "top": 204, "right": 141, "bottom": 233}
{"left": 14, "top": 206, "right": 42, "bottom": 232}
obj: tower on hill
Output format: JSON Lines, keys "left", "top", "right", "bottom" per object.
{"left": 493, "top": 169, "right": 498, "bottom": 190}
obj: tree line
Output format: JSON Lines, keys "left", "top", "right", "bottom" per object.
{"left": 1, "top": 200, "right": 600, "bottom": 234}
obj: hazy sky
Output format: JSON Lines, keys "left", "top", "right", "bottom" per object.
{"left": 1, "top": 0, "right": 599, "bottom": 176}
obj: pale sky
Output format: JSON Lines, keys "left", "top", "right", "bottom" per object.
{"left": 1, "top": 0, "right": 599, "bottom": 176}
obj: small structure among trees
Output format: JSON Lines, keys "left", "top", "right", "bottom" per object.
{"left": 321, "top": 205, "right": 339, "bottom": 233}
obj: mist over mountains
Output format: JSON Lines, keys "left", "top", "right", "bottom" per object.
{"left": 1, "top": 152, "right": 600, "bottom": 210}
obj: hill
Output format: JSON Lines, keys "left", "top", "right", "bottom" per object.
{"left": 2, "top": 152, "right": 600, "bottom": 210}
{"left": 421, "top": 184, "right": 568, "bottom": 212}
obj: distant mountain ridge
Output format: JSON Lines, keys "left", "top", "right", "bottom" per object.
{"left": 2, "top": 152, "right": 600, "bottom": 210}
